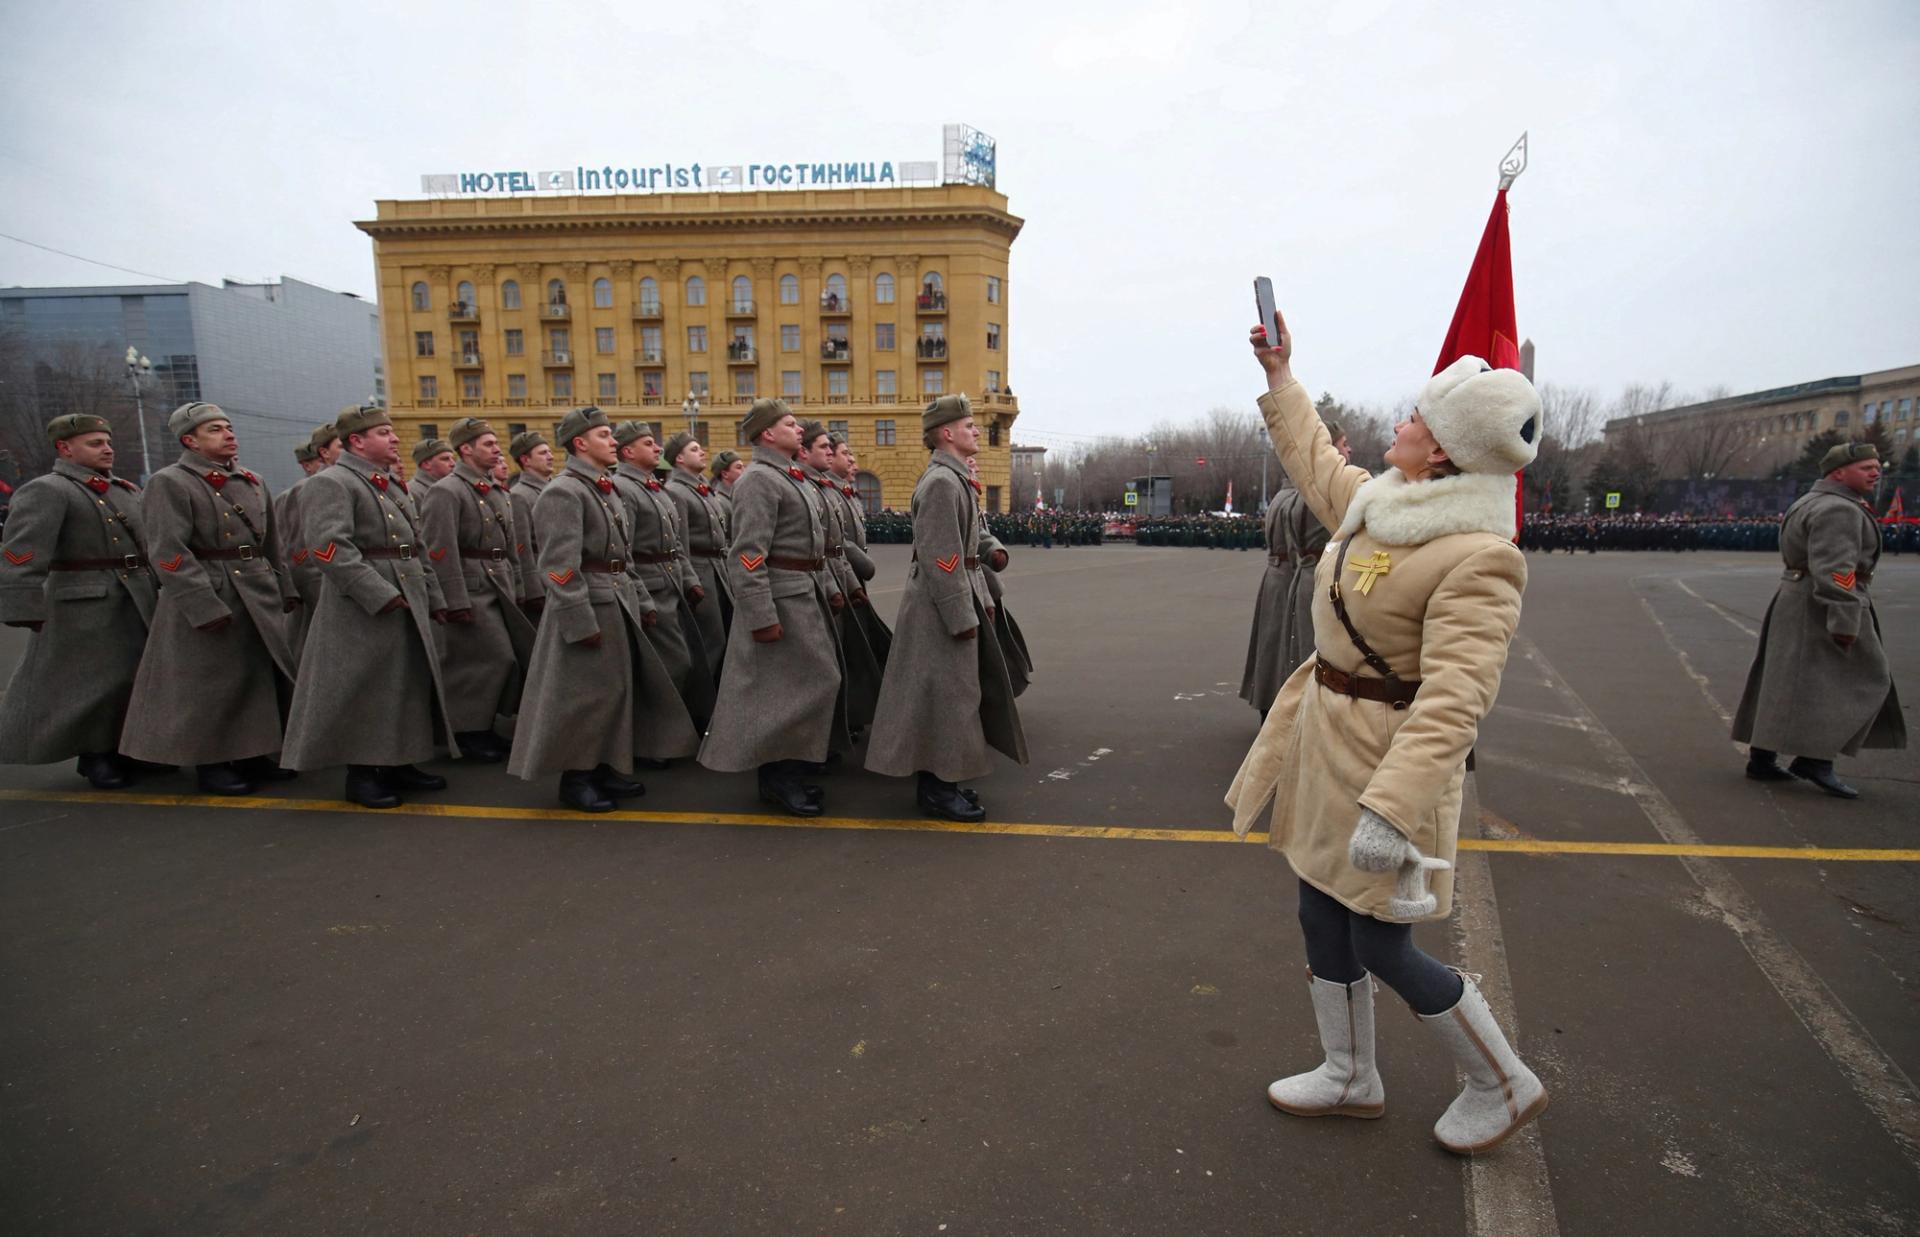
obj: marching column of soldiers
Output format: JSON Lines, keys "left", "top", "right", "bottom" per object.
{"left": 0, "top": 396, "right": 1031, "bottom": 817}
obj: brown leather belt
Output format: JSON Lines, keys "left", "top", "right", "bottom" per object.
{"left": 826, "top": 547, "right": 845, "bottom": 559}
{"left": 964, "top": 556, "right": 982, "bottom": 569}
{"left": 1268, "top": 553, "right": 1289, "bottom": 566}
{"left": 1314, "top": 658, "right": 1420, "bottom": 706}
{"left": 769, "top": 555, "right": 824, "bottom": 572}
{"left": 1298, "top": 550, "right": 1322, "bottom": 563}
{"left": 628, "top": 551, "right": 678, "bottom": 565}
{"left": 690, "top": 547, "right": 724, "bottom": 559}
{"left": 191, "top": 544, "right": 263, "bottom": 560}
{"left": 1785, "top": 567, "right": 1871, "bottom": 585}
{"left": 582, "top": 558, "right": 627, "bottom": 573}
{"left": 458, "top": 545, "right": 510, "bottom": 561}
{"left": 361, "top": 545, "right": 417, "bottom": 560}
{"left": 51, "top": 555, "right": 147, "bottom": 571}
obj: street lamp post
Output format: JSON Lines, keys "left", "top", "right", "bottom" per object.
{"left": 681, "top": 391, "right": 700, "bottom": 439}
{"left": 124, "top": 346, "right": 153, "bottom": 482}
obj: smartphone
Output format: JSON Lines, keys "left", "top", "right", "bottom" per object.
{"left": 1253, "top": 277, "right": 1281, "bottom": 351}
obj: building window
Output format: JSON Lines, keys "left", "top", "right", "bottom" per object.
{"left": 688, "top": 325, "right": 707, "bottom": 353}
{"left": 508, "top": 374, "right": 527, "bottom": 400}
{"left": 987, "top": 276, "right": 1001, "bottom": 304}
{"left": 1863, "top": 403, "right": 1874, "bottom": 423}
{"left": 549, "top": 327, "right": 570, "bottom": 353}
{"left": 922, "top": 368, "right": 945, "bottom": 394}
{"left": 686, "top": 276, "right": 706, "bottom": 306}
{"left": 782, "top": 370, "right": 802, "bottom": 398}
{"left": 779, "top": 273, "right": 799, "bottom": 304}
{"left": 825, "top": 273, "right": 848, "bottom": 303}
{"left": 419, "top": 375, "right": 437, "bottom": 402}
{"left": 640, "top": 326, "right": 663, "bottom": 359}
{"left": 505, "top": 329, "right": 524, "bottom": 356}
{"left": 856, "top": 471, "right": 882, "bottom": 514}
{"left": 598, "top": 373, "right": 617, "bottom": 401}
{"left": 1835, "top": 410, "right": 1851, "bottom": 428}
{"left": 551, "top": 372, "right": 573, "bottom": 400}
{"left": 986, "top": 369, "right": 1002, "bottom": 391}
{"left": 987, "top": 322, "right": 1000, "bottom": 351}
{"left": 595, "top": 327, "right": 615, "bottom": 354}
{"left": 501, "top": 280, "right": 521, "bottom": 309}
{"left": 874, "top": 420, "right": 897, "bottom": 447}
{"left": 458, "top": 329, "right": 479, "bottom": 356}
{"left": 638, "top": 277, "right": 660, "bottom": 313}
{"left": 875, "top": 273, "right": 895, "bottom": 304}
{"left": 986, "top": 485, "right": 1001, "bottom": 513}
{"left": 642, "top": 372, "right": 663, "bottom": 398}
{"left": 827, "top": 369, "right": 850, "bottom": 399}
{"left": 988, "top": 421, "right": 1002, "bottom": 447}
{"left": 829, "top": 420, "right": 849, "bottom": 438}
{"left": 876, "top": 370, "right": 897, "bottom": 398}
{"left": 1899, "top": 398, "right": 1911, "bottom": 420}
{"left": 546, "top": 278, "right": 566, "bottom": 306}
{"left": 689, "top": 371, "right": 709, "bottom": 397}
{"left": 419, "top": 423, "right": 440, "bottom": 440}
{"left": 781, "top": 324, "right": 800, "bottom": 352}
{"left": 415, "top": 331, "right": 435, "bottom": 357}
{"left": 728, "top": 326, "right": 754, "bottom": 360}
{"left": 593, "top": 277, "right": 613, "bottom": 308}
{"left": 462, "top": 373, "right": 483, "bottom": 401}
{"left": 919, "top": 272, "right": 944, "bottom": 309}
{"left": 731, "top": 275, "right": 752, "bottom": 311}
{"left": 456, "top": 280, "right": 475, "bottom": 308}
{"left": 508, "top": 422, "right": 527, "bottom": 436}
{"left": 734, "top": 370, "right": 757, "bottom": 400}
{"left": 875, "top": 322, "right": 895, "bottom": 351}
{"left": 411, "top": 281, "right": 430, "bottom": 311}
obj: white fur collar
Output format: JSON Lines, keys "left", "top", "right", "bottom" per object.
{"left": 1334, "top": 469, "right": 1517, "bottom": 546}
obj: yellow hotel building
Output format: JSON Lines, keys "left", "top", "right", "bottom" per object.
{"left": 355, "top": 185, "right": 1023, "bottom": 512}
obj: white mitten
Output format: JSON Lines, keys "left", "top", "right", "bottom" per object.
{"left": 1348, "top": 809, "right": 1452, "bottom": 919}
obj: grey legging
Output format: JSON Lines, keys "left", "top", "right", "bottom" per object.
{"left": 1296, "top": 879, "right": 1464, "bottom": 1016}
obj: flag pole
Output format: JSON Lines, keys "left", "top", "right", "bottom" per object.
{"left": 1499, "top": 132, "right": 1528, "bottom": 538}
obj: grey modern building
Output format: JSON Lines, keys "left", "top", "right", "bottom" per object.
{"left": 0, "top": 276, "right": 383, "bottom": 490}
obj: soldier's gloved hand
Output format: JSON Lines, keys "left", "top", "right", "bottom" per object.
{"left": 1348, "top": 809, "right": 1451, "bottom": 919}
{"left": 641, "top": 610, "right": 659, "bottom": 629}
{"left": 430, "top": 609, "right": 451, "bottom": 625}
{"left": 990, "top": 549, "right": 1009, "bottom": 571}
{"left": 1833, "top": 633, "right": 1856, "bottom": 649}
{"left": 197, "top": 616, "right": 232, "bottom": 634}
{"left": 6, "top": 620, "right": 44, "bottom": 632}
{"left": 446, "top": 608, "right": 474, "bottom": 625}
{"left": 283, "top": 598, "right": 302, "bottom": 613}
{"left": 752, "top": 623, "right": 783, "bottom": 643}
{"left": 377, "top": 595, "right": 410, "bottom": 616}
{"left": 687, "top": 586, "right": 706, "bottom": 608}
{"left": 955, "top": 626, "right": 979, "bottom": 641}
{"left": 986, "top": 605, "right": 997, "bottom": 623}
{"left": 829, "top": 592, "right": 846, "bottom": 614}
{"left": 852, "top": 589, "right": 869, "bottom": 608}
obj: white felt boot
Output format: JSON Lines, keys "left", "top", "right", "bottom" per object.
{"left": 1267, "top": 972, "right": 1385, "bottom": 1119}
{"left": 1419, "top": 972, "right": 1549, "bottom": 1154}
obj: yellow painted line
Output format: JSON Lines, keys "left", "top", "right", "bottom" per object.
{"left": 2, "top": 788, "right": 1917, "bottom": 861}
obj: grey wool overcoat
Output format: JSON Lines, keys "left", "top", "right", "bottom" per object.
{"left": 275, "top": 474, "right": 323, "bottom": 655}
{"left": 697, "top": 448, "right": 849, "bottom": 771}
{"left": 0, "top": 462, "right": 156, "bottom": 762}
{"left": 421, "top": 461, "right": 537, "bottom": 732}
{"left": 866, "top": 452, "right": 1028, "bottom": 781}
{"left": 831, "top": 479, "right": 894, "bottom": 666}
{"left": 615, "top": 464, "right": 716, "bottom": 724}
{"left": 1732, "top": 480, "right": 1906, "bottom": 759}
{"left": 1239, "top": 487, "right": 1297, "bottom": 714}
{"left": 978, "top": 530, "right": 1029, "bottom": 696}
{"left": 1282, "top": 485, "right": 1335, "bottom": 671}
{"left": 507, "top": 457, "right": 699, "bottom": 777}
{"left": 280, "top": 452, "right": 456, "bottom": 768}
{"left": 667, "top": 469, "right": 733, "bottom": 677}
{"left": 509, "top": 472, "right": 548, "bottom": 606}
{"left": 808, "top": 465, "right": 885, "bottom": 731}
{"left": 121, "top": 451, "right": 298, "bottom": 766}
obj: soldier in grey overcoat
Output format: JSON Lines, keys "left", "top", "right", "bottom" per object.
{"left": 280, "top": 404, "right": 457, "bottom": 809}
{"left": 866, "top": 396, "right": 1028, "bottom": 820}
{"left": 408, "top": 437, "right": 454, "bottom": 506}
{"left": 710, "top": 450, "right": 745, "bottom": 531}
{"left": 664, "top": 432, "right": 733, "bottom": 678}
{"left": 829, "top": 437, "right": 893, "bottom": 667}
{"left": 1239, "top": 481, "right": 1297, "bottom": 716}
{"left": 977, "top": 529, "right": 1030, "bottom": 697}
{"left": 697, "top": 399, "right": 849, "bottom": 816}
{"left": 0, "top": 415, "right": 158, "bottom": 788}
{"left": 507, "top": 407, "right": 700, "bottom": 812}
{"left": 120, "top": 402, "right": 300, "bottom": 795}
{"left": 800, "top": 421, "right": 883, "bottom": 734}
{"left": 509, "top": 431, "right": 553, "bottom": 615}
{"left": 1734, "top": 442, "right": 1906, "bottom": 797}
{"left": 279, "top": 424, "right": 345, "bottom": 628}
{"left": 612, "top": 421, "right": 716, "bottom": 728}
{"left": 420, "top": 417, "right": 537, "bottom": 762}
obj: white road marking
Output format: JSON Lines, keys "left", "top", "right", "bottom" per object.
{"left": 1673, "top": 578, "right": 1762, "bottom": 637}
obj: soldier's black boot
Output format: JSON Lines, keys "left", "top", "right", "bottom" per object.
{"left": 344, "top": 765, "right": 399, "bottom": 809}
{"left": 917, "top": 771, "right": 986, "bottom": 823}
{"left": 559, "top": 769, "right": 615, "bottom": 813}
{"left": 76, "top": 752, "right": 131, "bottom": 790}
{"left": 382, "top": 764, "right": 448, "bottom": 792}
{"left": 234, "top": 754, "right": 298, "bottom": 782}
{"left": 455, "top": 731, "right": 508, "bottom": 763}
{"left": 592, "top": 763, "right": 646, "bottom": 799}
{"left": 1788, "top": 757, "right": 1859, "bottom": 799}
{"left": 760, "top": 761, "right": 823, "bottom": 817}
{"left": 1744, "top": 746, "right": 1794, "bottom": 782}
{"left": 197, "top": 763, "right": 255, "bottom": 796}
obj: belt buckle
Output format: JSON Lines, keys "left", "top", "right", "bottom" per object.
{"left": 123, "top": 555, "right": 141, "bottom": 570}
{"left": 237, "top": 544, "right": 256, "bottom": 561}
{"left": 489, "top": 547, "right": 506, "bottom": 560}
{"left": 398, "top": 544, "right": 415, "bottom": 560}
{"left": 610, "top": 559, "right": 626, "bottom": 573}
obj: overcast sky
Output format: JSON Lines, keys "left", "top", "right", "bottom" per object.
{"left": 4, "top": 0, "right": 1915, "bottom": 444}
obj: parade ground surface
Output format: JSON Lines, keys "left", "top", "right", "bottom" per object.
{"left": 3, "top": 545, "right": 1917, "bottom": 1237}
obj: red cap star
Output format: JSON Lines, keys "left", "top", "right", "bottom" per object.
{"left": 205, "top": 472, "right": 227, "bottom": 491}
{"left": 371, "top": 473, "right": 389, "bottom": 491}
{"left": 87, "top": 476, "right": 110, "bottom": 494}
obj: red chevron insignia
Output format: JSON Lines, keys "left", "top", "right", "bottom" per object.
{"left": 3, "top": 549, "right": 33, "bottom": 566}
{"left": 429, "top": 547, "right": 447, "bottom": 561}
{"left": 935, "top": 554, "right": 960, "bottom": 573}
{"left": 312, "top": 543, "right": 338, "bottom": 564}
{"left": 292, "top": 549, "right": 309, "bottom": 563}
{"left": 547, "top": 569, "right": 575, "bottom": 586}
{"left": 1832, "top": 570, "right": 1856, "bottom": 590}
{"left": 158, "top": 554, "right": 184, "bottom": 572}
{"left": 739, "top": 553, "right": 765, "bottom": 571}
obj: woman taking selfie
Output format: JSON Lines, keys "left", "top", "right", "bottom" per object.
{"left": 1226, "top": 306, "right": 1548, "bottom": 1154}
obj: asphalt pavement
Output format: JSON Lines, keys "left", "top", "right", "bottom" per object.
{"left": 1, "top": 543, "right": 1915, "bottom": 1235}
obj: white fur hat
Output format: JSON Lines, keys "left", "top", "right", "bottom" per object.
{"left": 1417, "top": 357, "right": 1543, "bottom": 475}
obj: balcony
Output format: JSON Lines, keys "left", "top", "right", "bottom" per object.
{"left": 982, "top": 391, "right": 1020, "bottom": 408}
{"left": 540, "top": 303, "right": 570, "bottom": 320}
{"left": 542, "top": 350, "right": 573, "bottom": 367}
{"left": 726, "top": 299, "right": 756, "bottom": 317}
{"left": 915, "top": 339, "right": 948, "bottom": 360}
{"left": 916, "top": 291, "right": 948, "bottom": 314}
{"left": 727, "top": 342, "right": 757, "bottom": 363}
{"left": 452, "top": 350, "right": 483, "bottom": 369}
{"left": 505, "top": 397, "right": 528, "bottom": 407}
{"left": 635, "top": 349, "right": 665, "bottom": 365}
{"left": 873, "top": 392, "right": 899, "bottom": 404}
{"left": 633, "top": 300, "right": 664, "bottom": 320}
{"left": 642, "top": 394, "right": 665, "bottom": 406}
{"left": 460, "top": 397, "right": 483, "bottom": 408}
{"left": 448, "top": 302, "right": 479, "bottom": 323}
{"left": 820, "top": 342, "right": 851, "bottom": 361}
{"left": 417, "top": 397, "right": 439, "bottom": 408}
{"left": 818, "top": 293, "right": 851, "bottom": 316}
{"left": 827, "top": 393, "right": 851, "bottom": 405}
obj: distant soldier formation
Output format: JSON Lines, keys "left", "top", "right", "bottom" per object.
{"left": 1523, "top": 512, "right": 1920, "bottom": 555}
{"left": 0, "top": 396, "right": 1031, "bottom": 817}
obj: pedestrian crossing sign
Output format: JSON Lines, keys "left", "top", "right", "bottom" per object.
{"left": 1605, "top": 492, "right": 1621, "bottom": 509}
{"left": 1123, "top": 492, "right": 1139, "bottom": 507}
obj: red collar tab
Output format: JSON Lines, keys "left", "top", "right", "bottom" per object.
{"left": 371, "top": 473, "right": 389, "bottom": 491}
{"left": 697, "top": 484, "right": 711, "bottom": 496}
{"left": 475, "top": 482, "right": 492, "bottom": 495}
{"left": 86, "top": 476, "right": 110, "bottom": 494}
{"left": 842, "top": 485, "right": 857, "bottom": 497}
{"left": 788, "top": 467, "right": 805, "bottom": 480}
{"left": 204, "top": 471, "right": 227, "bottom": 490}
{"left": 596, "top": 476, "right": 615, "bottom": 494}
{"left": 646, "top": 479, "right": 662, "bottom": 491}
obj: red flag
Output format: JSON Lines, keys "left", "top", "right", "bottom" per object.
{"left": 1885, "top": 488, "right": 1905, "bottom": 523}
{"left": 1435, "top": 187, "right": 1523, "bottom": 533}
